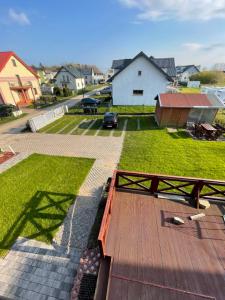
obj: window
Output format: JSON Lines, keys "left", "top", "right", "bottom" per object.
{"left": 138, "top": 71, "right": 142, "bottom": 76}
{"left": 133, "top": 90, "right": 143, "bottom": 96}
{"left": 67, "top": 75, "right": 70, "bottom": 82}
{"left": 33, "top": 88, "right": 38, "bottom": 95}
{"left": 12, "top": 59, "right": 17, "bottom": 67}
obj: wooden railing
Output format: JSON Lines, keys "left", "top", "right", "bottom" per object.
{"left": 98, "top": 170, "right": 225, "bottom": 257}
{"left": 98, "top": 171, "right": 117, "bottom": 257}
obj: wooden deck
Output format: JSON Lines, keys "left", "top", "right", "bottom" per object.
{"left": 104, "top": 191, "right": 225, "bottom": 300}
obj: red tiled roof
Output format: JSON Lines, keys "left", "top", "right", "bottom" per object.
{"left": 159, "top": 93, "right": 212, "bottom": 108}
{"left": 0, "top": 51, "right": 39, "bottom": 78}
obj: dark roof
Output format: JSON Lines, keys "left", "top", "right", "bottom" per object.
{"left": 151, "top": 57, "right": 177, "bottom": 77}
{"left": 111, "top": 59, "right": 131, "bottom": 70}
{"left": 55, "top": 66, "right": 84, "bottom": 78}
{"left": 176, "top": 65, "right": 200, "bottom": 74}
{"left": 109, "top": 52, "right": 173, "bottom": 82}
{"left": 157, "top": 93, "right": 224, "bottom": 108}
{"left": 111, "top": 55, "right": 176, "bottom": 78}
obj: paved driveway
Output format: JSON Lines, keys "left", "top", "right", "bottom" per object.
{"left": 0, "top": 132, "right": 124, "bottom": 299}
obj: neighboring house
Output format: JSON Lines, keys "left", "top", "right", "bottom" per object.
{"left": 105, "top": 68, "right": 114, "bottom": 81}
{"left": 109, "top": 51, "right": 174, "bottom": 106}
{"left": 45, "top": 69, "right": 58, "bottom": 83}
{"left": 32, "top": 67, "right": 47, "bottom": 85}
{"left": 155, "top": 93, "right": 224, "bottom": 127}
{"left": 54, "top": 66, "right": 85, "bottom": 91}
{"left": 0, "top": 51, "right": 41, "bottom": 106}
{"left": 74, "top": 65, "right": 104, "bottom": 85}
{"left": 176, "top": 65, "right": 200, "bottom": 82}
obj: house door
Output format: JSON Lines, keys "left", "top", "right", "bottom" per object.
{"left": 18, "top": 90, "right": 26, "bottom": 104}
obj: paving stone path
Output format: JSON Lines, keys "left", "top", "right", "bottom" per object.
{"left": 0, "top": 133, "right": 124, "bottom": 299}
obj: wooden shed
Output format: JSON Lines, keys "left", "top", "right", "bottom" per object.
{"left": 155, "top": 93, "right": 224, "bottom": 128}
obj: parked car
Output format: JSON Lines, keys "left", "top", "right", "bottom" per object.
{"left": 100, "top": 86, "right": 112, "bottom": 95}
{"left": 80, "top": 97, "right": 101, "bottom": 106}
{"left": 0, "top": 104, "right": 17, "bottom": 117}
{"left": 103, "top": 112, "right": 118, "bottom": 128}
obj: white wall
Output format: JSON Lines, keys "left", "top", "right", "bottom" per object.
{"left": 112, "top": 56, "right": 169, "bottom": 106}
{"left": 55, "top": 69, "right": 85, "bottom": 91}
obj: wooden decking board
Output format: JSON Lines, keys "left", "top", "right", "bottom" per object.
{"left": 105, "top": 191, "right": 225, "bottom": 300}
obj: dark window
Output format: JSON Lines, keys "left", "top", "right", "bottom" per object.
{"left": 33, "top": 88, "right": 38, "bottom": 95}
{"left": 133, "top": 90, "right": 143, "bottom": 96}
{"left": 138, "top": 71, "right": 142, "bottom": 76}
{"left": 12, "top": 59, "right": 17, "bottom": 67}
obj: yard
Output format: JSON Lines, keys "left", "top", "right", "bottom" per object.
{"left": 68, "top": 105, "right": 155, "bottom": 115}
{"left": 119, "top": 116, "right": 225, "bottom": 180}
{"left": 0, "top": 154, "right": 94, "bottom": 257}
{"left": 178, "top": 87, "right": 200, "bottom": 93}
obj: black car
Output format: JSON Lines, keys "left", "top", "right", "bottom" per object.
{"left": 80, "top": 97, "right": 101, "bottom": 106}
{"left": 103, "top": 112, "right": 118, "bottom": 128}
{"left": 100, "top": 86, "right": 112, "bottom": 95}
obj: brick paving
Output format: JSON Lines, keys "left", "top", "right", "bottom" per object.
{"left": 0, "top": 132, "right": 124, "bottom": 299}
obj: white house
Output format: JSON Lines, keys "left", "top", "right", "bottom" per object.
{"left": 176, "top": 65, "right": 200, "bottom": 82}
{"left": 54, "top": 66, "right": 85, "bottom": 91}
{"left": 109, "top": 51, "right": 174, "bottom": 106}
{"left": 82, "top": 66, "right": 104, "bottom": 85}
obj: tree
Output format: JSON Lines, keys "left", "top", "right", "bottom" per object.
{"left": 190, "top": 71, "right": 225, "bottom": 85}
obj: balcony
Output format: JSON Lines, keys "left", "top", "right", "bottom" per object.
{"left": 9, "top": 81, "right": 32, "bottom": 90}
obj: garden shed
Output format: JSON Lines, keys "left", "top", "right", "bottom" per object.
{"left": 155, "top": 93, "right": 224, "bottom": 127}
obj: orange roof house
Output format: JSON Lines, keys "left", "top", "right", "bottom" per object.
{"left": 0, "top": 51, "right": 41, "bottom": 106}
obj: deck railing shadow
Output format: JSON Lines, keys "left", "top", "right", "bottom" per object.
{"left": 0, "top": 190, "right": 75, "bottom": 255}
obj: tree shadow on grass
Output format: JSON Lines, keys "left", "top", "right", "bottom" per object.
{"left": 168, "top": 130, "right": 190, "bottom": 139}
{"left": 0, "top": 191, "right": 75, "bottom": 256}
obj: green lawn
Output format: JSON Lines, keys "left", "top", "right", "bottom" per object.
{"left": 119, "top": 116, "right": 225, "bottom": 180}
{"left": 0, "top": 154, "right": 94, "bottom": 256}
{"left": 69, "top": 105, "right": 155, "bottom": 115}
{"left": 0, "top": 113, "right": 27, "bottom": 126}
{"left": 179, "top": 87, "right": 200, "bottom": 94}
{"left": 215, "top": 109, "right": 225, "bottom": 127}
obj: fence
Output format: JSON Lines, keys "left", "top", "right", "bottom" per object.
{"left": 28, "top": 105, "right": 68, "bottom": 132}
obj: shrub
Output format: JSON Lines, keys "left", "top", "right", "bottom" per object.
{"left": 62, "top": 87, "right": 72, "bottom": 97}
{"left": 0, "top": 104, "right": 17, "bottom": 117}
{"left": 53, "top": 86, "right": 63, "bottom": 96}
{"left": 190, "top": 71, "right": 225, "bottom": 85}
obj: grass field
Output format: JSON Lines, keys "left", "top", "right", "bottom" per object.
{"left": 0, "top": 113, "right": 27, "bottom": 126}
{"left": 179, "top": 87, "right": 200, "bottom": 94}
{"left": 69, "top": 105, "right": 155, "bottom": 115}
{"left": 215, "top": 109, "right": 225, "bottom": 126}
{"left": 119, "top": 116, "right": 225, "bottom": 180}
{"left": 0, "top": 154, "right": 94, "bottom": 256}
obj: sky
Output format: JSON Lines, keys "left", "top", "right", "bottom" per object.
{"left": 1, "top": 0, "right": 225, "bottom": 71}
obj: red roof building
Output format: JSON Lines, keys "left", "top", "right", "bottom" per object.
{"left": 0, "top": 51, "right": 41, "bottom": 106}
{"left": 155, "top": 93, "right": 224, "bottom": 127}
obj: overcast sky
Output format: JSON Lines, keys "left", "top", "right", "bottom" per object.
{"left": 1, "top": 0, "right": 225, "bottom": 71}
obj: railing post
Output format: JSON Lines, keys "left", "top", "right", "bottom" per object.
{"left": 115, "top": 172, "right": 119, "bottom": 188}
{"left": 191, "top": 181, "right": 204, "bottom": 209}
{"left": 150, "top": 176, "right": 159, "bottom": 194}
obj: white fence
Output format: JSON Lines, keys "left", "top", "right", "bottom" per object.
{"left": 187, "top": 81, "right": 200, "bottom": 88}
{"left": 28, "top": 106, "right": 68, "bottom": 132}
{"left": 201, "top": 86, "right": 225, "bottom": 104}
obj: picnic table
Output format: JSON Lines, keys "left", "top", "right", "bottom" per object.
{"left": 201, "top": 123, "right": 217, "bottom": 132}
{"left": 200, "top": 123, "right": 218, "bottom": 140}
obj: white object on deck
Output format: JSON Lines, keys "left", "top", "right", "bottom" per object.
{"left": 189, "top": 213, "right": 205, "bottom": 221}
